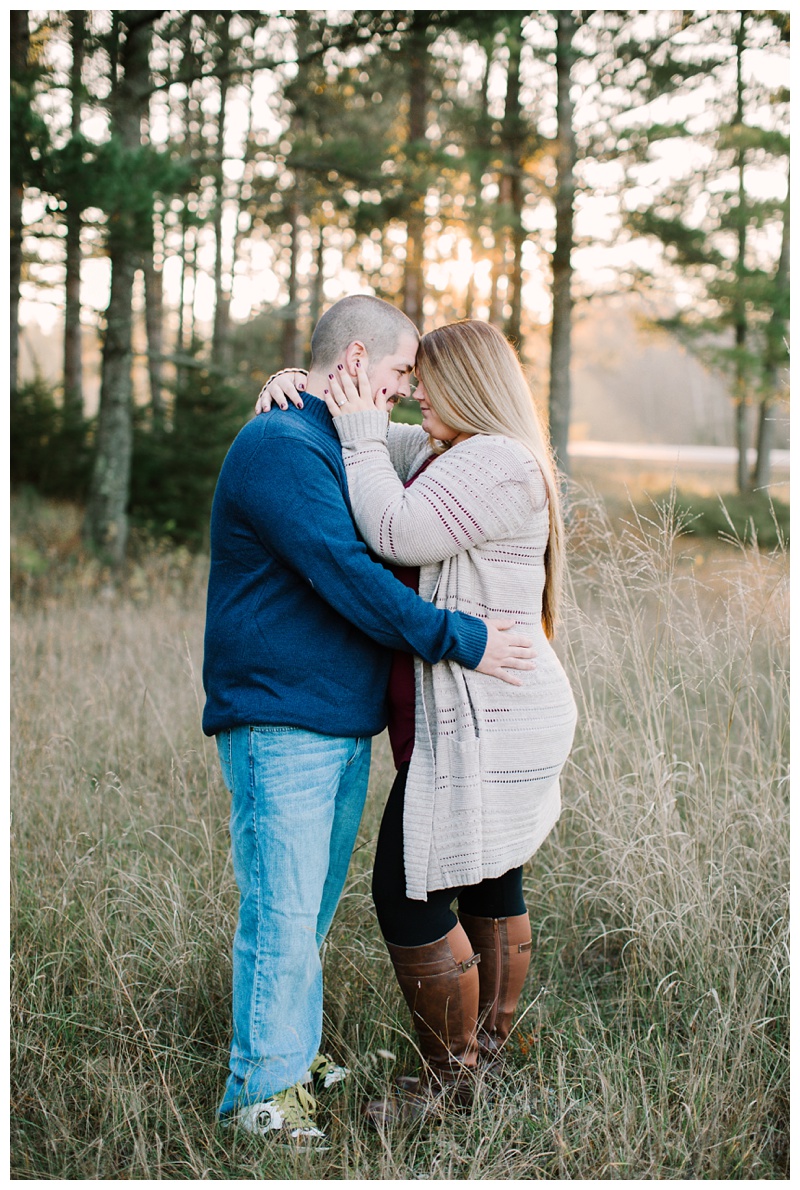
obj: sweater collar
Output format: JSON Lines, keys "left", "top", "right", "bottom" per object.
{"left": 299, "top": 392, "right": 337, "bottom": 436}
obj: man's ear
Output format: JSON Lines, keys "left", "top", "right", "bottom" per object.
{"left": 343, "top": 340, "right": 368, "bottom": 376}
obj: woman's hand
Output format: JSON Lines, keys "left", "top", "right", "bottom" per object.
{"left": 254, "top": 368, "right": 307, "bottom": 413}
{"left": 322, "top": 363, "right": 391, "bottom": 418}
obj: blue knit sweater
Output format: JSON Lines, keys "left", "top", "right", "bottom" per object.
{"left": 202, "top": 396, "right": 487, "bottom": 738}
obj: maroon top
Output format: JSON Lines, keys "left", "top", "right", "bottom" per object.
{"left": 386, "top": 454, "right": 437, "bottom": 768}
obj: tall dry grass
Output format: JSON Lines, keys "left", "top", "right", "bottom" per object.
{"left": 10, "top": 491, "right": 788, "bottom": 1178}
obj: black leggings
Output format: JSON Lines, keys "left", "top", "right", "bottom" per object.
{"left": 372, "top": 762, "right": 526, "bottom": 947}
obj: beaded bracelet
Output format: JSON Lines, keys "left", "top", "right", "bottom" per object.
{"left": 265, "top": 367, "right": 309, "bottom": 386}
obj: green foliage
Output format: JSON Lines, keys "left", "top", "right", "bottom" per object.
{"left": 9, "top": 88, "right": 50, "bottom": 188}
{"left": 627, "top": 210, "right": 727, "bottom": 269}
{"left": 43, "top": 132, "right": 195, "bottom": 229}
{"left": 390, "top": 398, "right": 423, "bottom": 425}
{"left": 11, "top": 8, "right": 790, "bottom": 547}
{"left": 43, "top": 130, "right": 194, "bottom": 250}
{"left": 617, "top": 12, "right": 788, "bottom": 428}
{"left": 91, "top": 136, "right": 193, "bottom": 249}
{"left": 10, "top": 378, "right": 92, "bottom": 499}
{"left": 42, "top": 132, "right": 99, "bottom": 210}
{"left": 129, "top": 370, "right": 255, "bottom": 547}
{"left": 227, "top": 310, "right": 290, "bottom": 383}
{"left": 10, "top": 13, "right": 51, "bottom": 188}
{"left": 716, "top": 122, "right": 789, "bottom": 156}
{"left": 663, "top": 489, "right": 789, "bottom": 549}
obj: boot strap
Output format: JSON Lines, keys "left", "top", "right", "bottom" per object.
{"left": 518, "top": 940, "right": 532, "bottom": 954}
{"left": 458, "top": 953, "right": 481, "bottom": 973}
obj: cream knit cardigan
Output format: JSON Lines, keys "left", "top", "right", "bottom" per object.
{"left": 335, "top": 409, "right": 578, "bottom": 901}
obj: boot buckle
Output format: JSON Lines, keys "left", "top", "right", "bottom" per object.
{"left": 458, "top": 953, "right": 481, "bottom": 973}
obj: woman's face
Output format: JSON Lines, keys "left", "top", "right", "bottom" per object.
{"left": 413, "top": 377, "right": 464, "bottom": 443}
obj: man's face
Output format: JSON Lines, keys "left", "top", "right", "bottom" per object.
{"left": 366, "top": 333, "right": 419, "bottom": 405}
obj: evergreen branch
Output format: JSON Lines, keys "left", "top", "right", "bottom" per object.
{"left": 144, "top": 18, "right": 393, "bottom": 98}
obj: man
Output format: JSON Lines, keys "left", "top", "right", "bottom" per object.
{"left": 203, "top": 294, "right": 533, "bottom": 1143}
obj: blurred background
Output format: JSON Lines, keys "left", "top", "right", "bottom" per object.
{"left": 10, "top": 9, "right": 790, "bottom": 565}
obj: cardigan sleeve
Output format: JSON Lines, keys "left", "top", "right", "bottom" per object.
{"left": 385, "top": 421, "right": 430, "bottom": 481}
{"left": 331, "top": 408, "right": 429, "bottom": 482}
{"left": 334, "top": 410, "right": 547, "bottom": 567}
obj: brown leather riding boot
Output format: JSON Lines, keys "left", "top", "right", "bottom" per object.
{"left": 364, "top": 923, "right": 480, "bottom": 1126}
{"left": 459, "top": 911, "right": 532, "bottom": 1063}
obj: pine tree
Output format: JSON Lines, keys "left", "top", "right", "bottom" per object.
{"left": 616, "top": 11, "right": 789, "bottom": 491}
{"left": 10, "top": 10, "right": 49, "bottom": 400}
{"left": 548, "top": 10, "right": 578, "bottom": 476}
{"left": 753, "top": 174, "right": 789, "bottom": 489}
{"left": 84, "top": 12, "right": 161, "bottom": 563}
{"left": 63, "top": 10, "right": 87, "bottom": 419}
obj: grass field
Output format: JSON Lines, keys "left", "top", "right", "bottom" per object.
{"left": 10, "top": 485, "right": 789, "bottom": 1179}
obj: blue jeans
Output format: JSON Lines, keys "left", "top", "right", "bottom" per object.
{"left": 215, "top": 725, "right": 371, "bottom": 1115}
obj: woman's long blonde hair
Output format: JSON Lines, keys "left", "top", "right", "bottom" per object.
{"left": 416, "top": 320, "right": 565, "bottom": 639}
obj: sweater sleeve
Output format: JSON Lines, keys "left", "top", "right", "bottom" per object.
{"left": 240, "top": 432, "right": 487, "bottom": 668}
{"left": 334, "top": 409, "right": 547, "bottom": 566}
{"left": 385, "top": 420, "right": 430, "bottom": 481}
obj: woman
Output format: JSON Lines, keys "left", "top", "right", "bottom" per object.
{"left": 261, "top": 321, "right": 577, "bottom": 1123}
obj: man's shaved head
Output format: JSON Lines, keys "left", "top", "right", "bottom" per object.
{"left": 310, "top": 295, "right": 419, "bottom": 370}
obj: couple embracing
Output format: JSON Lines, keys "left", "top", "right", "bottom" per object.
{"left": 202, "top": 295, "right": 577, "bottom": 1144}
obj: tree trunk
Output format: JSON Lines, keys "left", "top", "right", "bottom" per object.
{"left": 507, "top": 217, "right": 525, "bottom": 345}
{"left": 143, "top": 236, "right": 165, "bottom": 425}
{"left": 489, "top": 244, "right": 505, "bottom": 326}
{"left": 402, "top": 12, "right": 428, "bottom": 329}
{"left": 752, "top": 402, "right": 773, "bottom": 492}
{"left": 139, "top": 48, "right": 165, "bottom": 426}
{"left": 63, "top": 10, "right": 86, "bottom": 418}
{"left": 733, "top": 11, "right": 750, "bottom": 494}
{"left": 176, "top": 220, "right": 187, "bottom": 356}
{"left": 183, "top": 225, "right": 197, "bottom": 351}
{"left": 502, "top": 14, "right": 525, "bottom": 345}
{"left": 173, "top": 17, "right": 195, "bottom": 389}
{"left": 10, "top": 177, "right": 23, "bottom": 399}
{"left": 464, "top": 272, "right": 475, "bottom": 321}
{"left": 281, "top": 201, "right": 301, "bottom": 366}
{"left": 548, "top": 10, "right": 577, "bottom": 475}
{"left": 10, "top": 10, "right": 30, "bottom": 401}
{"left": 84, "top": 251, "right": 138, "bottom": 560}
{"left": 465, "top": 39, "right": 493, "bottom": 321}
{"left": 753, "top": 170, "right": 789, "bottom": 490}
{"left": 216, "top": 64, "right": 254, "bottom": 376}
{"left": 63, "top": 223, "right": 84, "bottom": 414}
{"left": 211, "top": 18, "right": 231, "bottom": 367}
{"left": 309, "top": 224, "right": 325, "bottom": 364}
{"left": 84, "top": 12, "right": 154, "bottom": 564}
{"left": 733, "top": 387, "right": 749, "bottom": 493}
{"left": 277, "top": 13, "right": 314, "bottom": 365}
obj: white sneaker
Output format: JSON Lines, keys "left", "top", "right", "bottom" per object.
{"left": 234, "top": 1082, "right": 328, "bottom": 1146}
{"left": 305, "top": 1051, "right": 350, "bottom": 1091}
